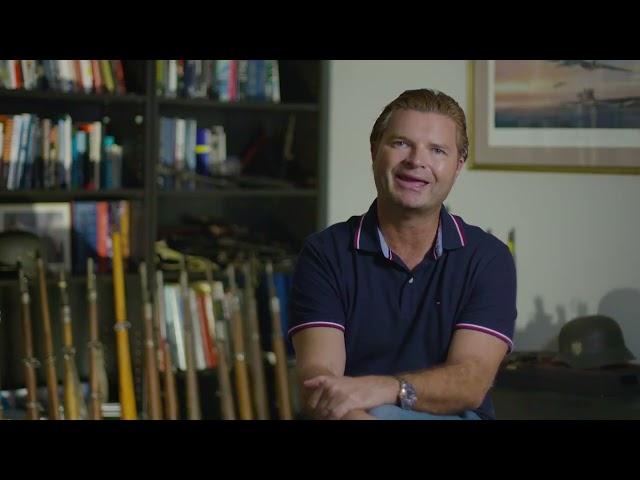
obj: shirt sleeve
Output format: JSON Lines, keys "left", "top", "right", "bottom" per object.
{"left": 288, "top": 239, "right": 346, "bottom": 338}
{"left": 455, "top": 243, "right": 517, "bottom": 352}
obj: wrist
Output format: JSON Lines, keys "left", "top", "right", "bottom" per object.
{"left": 376, "top": 375, "right": 403, "bottom": 405}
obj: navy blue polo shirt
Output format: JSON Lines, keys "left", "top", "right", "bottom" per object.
{"left": 288, "top": 199, "right": 517, "bottom": 420}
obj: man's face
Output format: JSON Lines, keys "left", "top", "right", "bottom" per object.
{"left": 372, "top": 109, "right": 464, "bottom": 213}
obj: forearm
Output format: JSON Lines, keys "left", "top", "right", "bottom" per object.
{"left": 297, "top": 365, "right": 337, "bottom": 419}
{"left": 402, "top": 361, "right": 491, "bottom": 414}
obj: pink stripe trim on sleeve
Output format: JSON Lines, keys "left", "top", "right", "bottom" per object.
{"left": 455, "top": 323, "right": 513, "bottom": 352}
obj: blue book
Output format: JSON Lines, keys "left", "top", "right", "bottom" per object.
{"left": 255, "top": 60, "right": 266, "bottom": 102}
{"left": 183, "top": 60, "right": 196, "bottom": 98}
{"left": 274, "top": 272, "right": 294, "bottom": 355}
{"left": 216, "top": 60, "right": 231, "bottom": 102}
{"left": 72, "top": 201, "right": 97, "bottom": 274}
{"left": 185, "top": 119, "right": 197, "bottom": 190}
{"left": 195, "top": 127, "right": 210, "bottom": 176}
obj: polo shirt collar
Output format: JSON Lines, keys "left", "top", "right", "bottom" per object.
{"left": 353, "top": 199, "right": 466, "bottom": 260}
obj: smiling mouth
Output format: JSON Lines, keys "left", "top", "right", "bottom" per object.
{"left": 394, "top": 173, "right": 430, "bottom": 190}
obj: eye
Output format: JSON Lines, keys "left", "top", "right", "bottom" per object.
{"left": 432, "top": 147, "right": 446, "bottom": 155}
{"left": 391, "top": 139, "right": 408, "bottom": 148}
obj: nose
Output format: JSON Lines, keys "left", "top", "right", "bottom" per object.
{"left": 403, "top": 145, "right": 429, "bottom": 169}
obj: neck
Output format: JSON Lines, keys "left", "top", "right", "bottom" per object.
{"left": 377, "top": 199, "right": 440, "bottom": 270}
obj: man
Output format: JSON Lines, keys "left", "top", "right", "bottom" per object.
{"left": 289, "top": 89, "right": 517, "bottom": 420}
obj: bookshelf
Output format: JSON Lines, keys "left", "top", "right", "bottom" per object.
{"left": 0, "top": 59, "right": 327, "bottom": 419}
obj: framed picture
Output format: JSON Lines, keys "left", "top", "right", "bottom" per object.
{"left": 468, "top": 60, "right": 640, "bottom": 174}
{"left": 0, "top": 202, "right": 71, "bottom": 272}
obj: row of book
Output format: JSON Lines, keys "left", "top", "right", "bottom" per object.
{"left": 0, "top": 114, "right": 124, "bottom": 191}
{"left": 72, "top": 200, "right": 142, "bottom": 274}
{"left": 0, "top": 60, "right": 127, "bottom": 95}
{"left": 158, "top": 117, "right": 234, "bottom": 189}
{"left": 162, "top": 269, "right": 293, "bottom": 373}
{"left": 156, "top": 60, "right": 281, "bottom": 103}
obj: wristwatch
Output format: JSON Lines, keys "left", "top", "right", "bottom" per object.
{"left": 395, "top": 376, "right": 417, "bottom": 410}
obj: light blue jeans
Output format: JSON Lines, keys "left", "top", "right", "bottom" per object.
{"left": 368, "top": 404, "right": 482, "bottom": 420}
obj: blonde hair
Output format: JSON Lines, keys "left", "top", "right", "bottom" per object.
{"left": 370, "top": 89, "right": 469, "bottom": 161}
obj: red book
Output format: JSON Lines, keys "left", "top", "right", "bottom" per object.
{"left": 96, "top": 201, "right": 109, "bottom": 273}
{"left": 91, "top": 60, "right": 103, "bottom": 94}
{"left": 73, "top": 60, "right": 82, "bottom": 92}
{"left": 113, "top": 60, "right": 126, "bottom": 94}
{"left": 228, "top": 60, "right": 237, "bottom": 101}
{"left": 13, "top": 60, "right": 23, "bottom": 89}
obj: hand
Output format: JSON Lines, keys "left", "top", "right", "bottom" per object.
{"left": 303, "top": 375, "right": 398, "bottom": 420}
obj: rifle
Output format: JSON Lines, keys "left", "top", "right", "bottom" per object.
{"left": 265, "top": 261, "right": 293, "bottom": 420}
{"left": 58, "top": 270, "right": 87, "bottom": 420}
{"left": 139, "top": 262, "right": 163, "bottom": 420}
{"left": 205, "top": 262, "right": 235, "bottom": 420}
{"left": 179, "top": 262, "right": 201, "bottom": 420}
{"left": 36, "top": 253, "right": 60, "bottom": 419}
{"left": 86, "top": 257, "right": 105, "bottom": 420}
{"left": 226, "top": 264, "right": 253, "bottom": 420}
{"left": 18, "top": 263, "right": 40, "bottom": 420}
{"left": 111, "top": 228, "right": 137, "bottom": 419}
{"left": 242, "top": 261, "right": 269, "bottom": 419}
{"left": 155, "top": 270, "right": 179, "bottom": 419}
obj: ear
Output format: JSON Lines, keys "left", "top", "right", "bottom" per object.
{"left": 454, "top": 156, "right": 465, "bottom": 178}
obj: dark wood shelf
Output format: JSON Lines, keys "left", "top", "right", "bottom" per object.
{"left": 157, "top": 188, "right": 317, "bottom": 198}
{"left": 0, "top": 88, "right": 147, "bottom": 104}
{"left": 0, "top": 189, "right": 145, "bottom": 202}
{"left": 157, "top": 97, "right": 318, "bottom": 112}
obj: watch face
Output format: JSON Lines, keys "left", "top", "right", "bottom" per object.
{"left": 400, "top": 381, "right": 417, "bottom": 410}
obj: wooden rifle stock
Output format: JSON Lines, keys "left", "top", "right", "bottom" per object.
{"left": 111, "top": 229, "right": 137, "bottom": 419}
{"left": 58, "top": 270, "right": 86, "bottom": 420}
{"left": 36, "top": 254, "right": 60, "bottom": 419}
{"left": 155, "top": 270, "right": 179, "bottom": 419}
{"left": 226, "top": 264, "right": 253, "bottom": 420}
{"left": 205, "top": 263, "right": 235, "bottom": 420}
{"left": 139, "top": 262, "right": 163, "bottom": 420}
{"left": 180, "top": 265, "right": 201, "bottom": 420}
{"left": 86, "top": 258, "right": 103, "bottom": 420}
{"left": 242, "top": 261, "right": 269, "bottom": 419}
{"left": 266, "top": 261, "right": 293, "bottom": 420}
{"left": 18, "top": 264, "right": 40, "bottom": 420}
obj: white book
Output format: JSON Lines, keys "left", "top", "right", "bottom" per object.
{"left": 64, "top": 115, "right": 72, "bottom": 188}
{"left": 7, "top": 115, "right": 22, "bottom": 189}
{"left": 80, "top": 60, "right": 93, "bottom": 93}
{"left": 166, "top": 285, "right": 186, "bottom": 371}
{"left": 90, "top": 121, "right": 102, "bottom": 187}
{"left": 173, "top": 286, "right": 187, "bottom": 371}
{"left": 174, "top": 118, "right": 185, "bottom": 171}
{"left": 58, "top": 60, "right": 73, "bottom": 92}
{"left": 167, "top": 60, "right": 177, "bottom": 97}
{"left": 163, "top": 285, "right": 180, "bottom": 371}
{"left": 271, "top": 60, "right": 281, "bottom": 103}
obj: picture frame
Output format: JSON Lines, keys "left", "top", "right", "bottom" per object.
{"left": 467, "top": 60, "right": 640, "bottom": 174}
{"left": 0, "top": 202, "right": 71, "bottom": 272}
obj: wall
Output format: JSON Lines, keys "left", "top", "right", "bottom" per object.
{"left": 326, "top": 60, "right": 640, "bottom": 356}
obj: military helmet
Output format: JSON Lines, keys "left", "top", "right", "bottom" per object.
{"left": 557, "top": 315, "right": 635, "bottom": 369}
{"left": 0, "top": 230, "right": 45, "bottom": 278}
